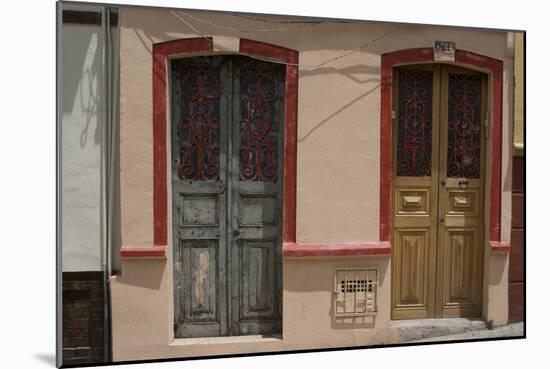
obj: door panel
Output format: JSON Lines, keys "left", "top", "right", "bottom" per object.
{"left": 182, "top": 240, "right": 218, "bottom": 321}
{"left": 391, "top": 66, "right": 439, "bottom": 319}
{"left": 392, "top": 64, "right": 486, "bottom": 319}
{"left": 230, "top": 57, "right": 284, "bottom": 335}
{"left": 438, "top": 228, "right": 482, "bottom": 317}
{"left": 446, "top": 230, "right": 475, "bottom": 301}
{"left": 178, "top": 193, "right": 219, "bottom": 226}
{"left": 436, "top": 66, "right": 485, "bottom": 318}
{"left": 238, "top": 193, "right": 277, "bottom": 226}
{"left": 172, "top": 55, "right": 283, "bottom": 338}
{"left": 446, "top": 189, "right": 478, "bottom": 217}
{"left": 393, "top": 229, "right": 431, "bottom": 319}
{"left": 239, "top": 240, "right": 276, "bottom": 318}
{"left": 172, "top": 56, "right": 229, "bottom": 337}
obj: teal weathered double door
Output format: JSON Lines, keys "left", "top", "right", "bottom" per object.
{"left": 171, "top": 55, "right": 284, "bottom": 338}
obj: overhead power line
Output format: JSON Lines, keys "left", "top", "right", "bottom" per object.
{"left": 169, "top": 10, "right": 399, "bottom": 70}
{"left": 232, "top": 13, "right": 353, "bottom": 24}
{"left": 179, "top": 11, "right": 321, "bottom": 32}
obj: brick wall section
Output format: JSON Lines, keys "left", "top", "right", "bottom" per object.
{"left": 508, "top": 156, "right": 525, "bottom": 322}
{"left": 62, "top": 272, "right": 106, "bottom": 365}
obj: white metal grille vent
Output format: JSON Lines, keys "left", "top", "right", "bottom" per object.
{"left": 334, "top": 268, "right": 378, "bottom": 317}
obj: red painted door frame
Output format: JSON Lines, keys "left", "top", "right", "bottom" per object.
{"left": 379, "top": 48, "right": 507, "bottom": 250}
{"left": 121, "top": 37, "right": 299, "bottom": 257}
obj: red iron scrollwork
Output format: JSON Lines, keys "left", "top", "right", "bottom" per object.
{"left": 447, "top": 73, "right": 482, "bottom": 178}
{"left": 238, "top": 61, "right": 283, "bottom": 182}
{"left": 175, "top": 58, "right": 222, "bottom": 181}
{"left": 396, "top": 70, "right": 433, "bottom": 177}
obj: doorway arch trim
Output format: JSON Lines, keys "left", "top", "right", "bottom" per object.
{"left": 379, "top": 48, "right": 507, "bottom": 250}
{"left": 120, "top": 37, "right": 299, "bottom": 257}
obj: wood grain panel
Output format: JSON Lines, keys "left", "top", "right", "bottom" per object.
{"left": 392, "top": 228, "right": 436, "bottom": 319}
{"left": 178, "top": 193, "right": 219, "bottom": 226}
{"left": 399, "top": 231, "right": 427, "bottom": 305}
{"left": 448, "top": 231, "right": 473, "bottom": 301}
{"left": 396, "top": 189, "right": 429, "bottom": 216}
{"left": 238, "top": 194, "right": 276, "bottom": 226}
{"left": 446, "top": 190, "right": 478, "bottom": 216}
{"left": 184, "top": 241, "right": 218, "bottom": 321}
{"left": 438, "top": 229, "right": 482, "bottom": 317}
{"left": 239, "top": 241, "right": 275, "bottom": 319}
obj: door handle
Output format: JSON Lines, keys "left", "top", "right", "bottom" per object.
{"left": 458, "top": 180, "right": 469, "bottom": 187}
{"left": 233, "top": 230, "right": 240, "bottom": 237}
{"left": 439, "top": 218, "right": 445, "bottom": 223}
{"left": 440, "top": 180, "right": 446, "bottom": 186}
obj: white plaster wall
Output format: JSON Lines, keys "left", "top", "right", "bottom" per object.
{"left": 61, "top": 23, "right": 104, "bottom": 272}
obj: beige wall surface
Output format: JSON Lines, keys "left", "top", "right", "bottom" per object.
{"left": 113, "top": 7, "right": 514, "bottom": 360}
{"left": 118, "top": 7, "right": 513, "bottom": 246}
{"left": 111, "top": 251, "right": 397, "bottom": 361}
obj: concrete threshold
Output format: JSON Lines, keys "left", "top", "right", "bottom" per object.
{"left": 409, "top": 322, "right": 524, "bottom": 343}
{"left": 391, "top": 318, "right": 487, "bottom": 343}
{"left": 170, "top": 334, "right": 283, "bottom": 346}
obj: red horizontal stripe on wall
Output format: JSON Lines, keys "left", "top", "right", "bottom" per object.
{"left": 120, "top": 246, "right": 167, "bottom": 258}
{"left": 489, "top": 241, "right": 511, "bottom": 252}
{"left": 283, "top": 242, "right": 391, "bottom": 257}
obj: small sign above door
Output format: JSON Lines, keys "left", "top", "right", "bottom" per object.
{"left": 434, "top": 41, "right": 456, "bottom": 62}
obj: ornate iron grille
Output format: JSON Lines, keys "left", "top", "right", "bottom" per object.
{"left": 447, "top": 73, "right": 482, "bottom": 178}
{"left": 238, "top": 60, "right": 283, "bottom": 183}
{"left": 396, "top": 70, "right": 433, "bottom": 177}
{"left": 174, "top": 57, "right": 222, "bottom": 181}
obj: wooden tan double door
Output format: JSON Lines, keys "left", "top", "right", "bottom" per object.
{"left": 391, "top": 64, "right": 487, "bottom": 319}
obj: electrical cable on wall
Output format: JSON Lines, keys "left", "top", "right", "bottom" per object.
{"left": 170, "top": 10, "right": 399, "bottom": 70}
{"left": 232, "top": 13, "right": 354, "bottom": 24}
{"left": 178, "top": 11, "right": 322, "bottom": 32}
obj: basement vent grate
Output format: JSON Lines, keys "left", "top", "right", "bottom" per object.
{"left": 334, "top": 268, "right": 378, "bottom": 317}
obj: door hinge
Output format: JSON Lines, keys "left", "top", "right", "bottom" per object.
{"left": 392, "top": 110, "right": 396, "bottom": 119}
